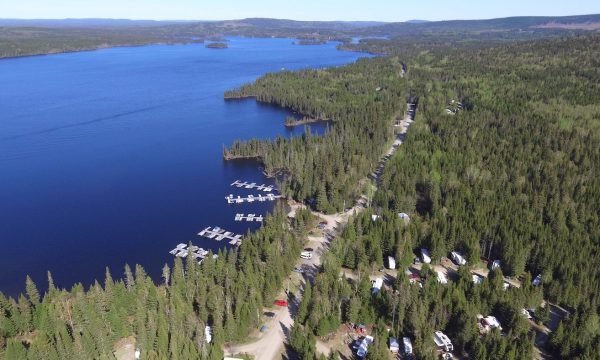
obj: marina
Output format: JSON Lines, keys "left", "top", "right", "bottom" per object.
{"left": 234, "top": 213, "right": 264, "bottom": 222}
{"left": 226, "top": 193, "right": 281, "bottom": 204}
{"left": 230, "top": 180, "right": 277, "bottom": 192}
{"left": 198, "top": 226, "right": 244, "bottom": 246}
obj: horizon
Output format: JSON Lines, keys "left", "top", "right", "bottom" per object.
{"left": 1, "top": 13, "right": 599, "bottom": 24}
{"left": 1, "top": 0, "right": 599, "bottom": 22}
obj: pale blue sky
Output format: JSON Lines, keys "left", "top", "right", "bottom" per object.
{"left": 1, "top": 0, "right": 599, "bottom": 22}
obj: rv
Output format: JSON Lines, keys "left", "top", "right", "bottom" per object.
{"left": 403, "top": 337, "right": 413, "bottom": 356}
{"left": 433, "top": 331, "right": 453, "bottom": 352}
{"left": 387, "top": 256, "right": 396, "bottom": 270}
{"left": 388, "top": 337, "right": 400, "bottom": 353}
{"left": 354, "top": 335, "right": 374, "bottom": 358}
{"left": 451, "top": 251, "right": 467, "bottom": 266}
{"left": 371, "top": 278, "right": 384, "bottom": 294}
{"left": 421, "top": 248, "right": 431, "bottom": 264}
{"left": 300, "top": 251, "right": 313, "bottom": 260}
{"left": 437, "top": 271, "right": 448, "bottom": 284}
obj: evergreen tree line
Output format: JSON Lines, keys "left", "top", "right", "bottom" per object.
{"left": 0, "top": 208, "right": 314, "bottom": 359}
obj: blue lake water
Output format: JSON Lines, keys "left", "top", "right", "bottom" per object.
{"left": 0, "top": 38, "right": 366, "bottom": 296}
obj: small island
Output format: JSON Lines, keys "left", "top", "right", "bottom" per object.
{"left": 206, "top": 42, "right": 228, "bottom": 49}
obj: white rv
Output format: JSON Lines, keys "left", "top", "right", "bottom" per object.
{"left": 387, "top": 256, "right": 396, "bottom": 270}
{"left": 433, "top": 331, "right": 453, "bottom": 352}
{"left": 371, "top": 278, "right": 384, "bottom": 294}
{"left": 421, "top": 248, "right": 431, "bottom": 264}
{"left": 451, "top": 251, "right": 467, "bottom": 266}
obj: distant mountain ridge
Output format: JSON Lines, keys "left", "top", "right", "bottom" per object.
{"left": 1, "top": 14, "right": 598, "bottom": 59}
{"left": 1, "top": 15, "right": 598, "bottom": 33}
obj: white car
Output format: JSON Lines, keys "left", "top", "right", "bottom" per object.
{"left": 300, "top": 251, "right": 313, "bottom": 260}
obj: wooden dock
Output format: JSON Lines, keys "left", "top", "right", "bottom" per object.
{"left": 198, "top": 226, "right": 243, "bottom": 246}
{"left": 230, "top": 180, "right": 276, "bottom": 192}
{"left": 234, "top": 213, "right": 264, "bottom": 222}
{"left": 225, "top": 193, "right": 281, "bottom": 204}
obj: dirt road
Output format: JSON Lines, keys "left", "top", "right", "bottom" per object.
{"left": 224, "top": 204, "right": 363, "bottom": 360}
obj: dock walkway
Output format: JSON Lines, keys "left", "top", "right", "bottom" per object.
{"left": 226, "top": 193, "right": 281, "bottom": 204}
{"left": 169, "top": 243, "right": 218, "bottom": 264}
{"left": 235, "top": 213, "right": 264, "bottom": 222}
{"left": 231, "top": 180, "right": 277, "bottom": 192}
{"left": 198, "top": 226, "right": 243, "bottom": 246}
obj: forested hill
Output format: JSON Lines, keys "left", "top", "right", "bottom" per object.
{"left": 282, "top": 34, "right": 599, "bottom": 359}
{"left": 1, "top": 14, "right": 599, "bottom": 58}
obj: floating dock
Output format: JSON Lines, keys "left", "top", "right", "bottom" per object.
{"left": 169, "top": 243, "right": 218, "bottom": 264}
{"left": 198, "top": 226, "right": 243, "bottom": 246}
{"left": 225, "top": 193, "right": 281, "bottom": 204}
{"left": 230, "top": 180, "right": 276, "bottom": 192}
{"left": 234, "top": 213, "right": 264, "bottom": 222}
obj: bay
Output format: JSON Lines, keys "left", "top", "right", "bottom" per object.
{"left": 0, "top": 37, "right": 367, "bottom": 296}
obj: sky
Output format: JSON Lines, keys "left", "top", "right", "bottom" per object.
{"left": 1, "top": 0, "right": 599, "bottom": 22}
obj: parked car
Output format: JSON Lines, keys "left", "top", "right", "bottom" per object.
{"left": 293, "top": 266, "right": 305, "bottom": 273}
{"left": 274, "top": 299, "right": 288, "bottom": 307}
{"left": 301, "top": 251, "right": 313, "bottom": 259}
{"left": 304, "top": 247, "right": 314, "bottom": 252}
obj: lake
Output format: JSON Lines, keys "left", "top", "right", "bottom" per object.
{"left": 0, "top": 38, "right": 366, "bottom": 296}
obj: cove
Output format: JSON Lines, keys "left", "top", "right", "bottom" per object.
{"left": 0, "top": 37, "right": 367, "bottom": 296}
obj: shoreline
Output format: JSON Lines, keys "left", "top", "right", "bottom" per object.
{"left": 0, "top": 40, "right": 200, "bottom": 61}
